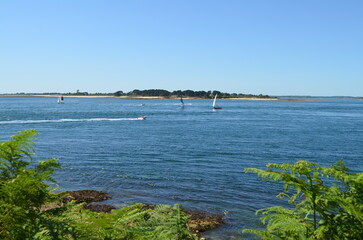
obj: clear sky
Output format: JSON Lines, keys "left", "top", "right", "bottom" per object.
{"left": 1, "top": 0, "right": 362, "bottom": 96}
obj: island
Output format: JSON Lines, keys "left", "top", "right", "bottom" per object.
{"left": 0, "top": 89, "right": 279, "bottom": 100}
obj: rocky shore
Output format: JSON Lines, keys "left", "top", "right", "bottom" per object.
{"left": 60, "top": 190, "right": 225, "bottom": 236}
{"left": 60, "top": 190, "right": 116, "bottom": 213}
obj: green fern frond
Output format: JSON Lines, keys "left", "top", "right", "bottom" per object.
{"left": 243, "top": 159, "right": 362, "bottom": 240}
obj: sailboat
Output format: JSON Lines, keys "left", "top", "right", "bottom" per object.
{"left": 57, "top": 96, "right": 64, "bottom": 104}
{"left": 180, "top": 96, "right": 185, "bottom": 108}
{"left": 212, "top": 94, "right": 222, "bottom": 109}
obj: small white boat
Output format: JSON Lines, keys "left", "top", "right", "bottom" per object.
{"left": 212, "top": 94, "right": 222, "bottom": 109}
{"left": 137, "top": 116, "right": 147, "bottom": 120}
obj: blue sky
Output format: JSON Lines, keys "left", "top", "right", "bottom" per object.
{"left": 1, "top": 0, "right": 362, "bottom": 96}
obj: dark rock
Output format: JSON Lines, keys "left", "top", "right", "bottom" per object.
{"left": 142, "top": 204, "right": 225, "bottom": 234}
{"left": 184, "top": 209, "right": 225, "bottom": 234}
{"left": 57, "top": 190, "right": 114, "bottom": 213}
{"left": 60, "top": 190, "right": 111, "bottom": 204}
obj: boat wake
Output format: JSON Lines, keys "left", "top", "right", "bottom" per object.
{"left": 0, "top": 118, "right": 145, "bottom": 124}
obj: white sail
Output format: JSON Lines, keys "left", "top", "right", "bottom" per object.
{"left": 213, "top": 94, "right": 218, "bottom": 107}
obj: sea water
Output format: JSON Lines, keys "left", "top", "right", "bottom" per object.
{"left": 0, "top": 97, "right": 362, "bottom": 239}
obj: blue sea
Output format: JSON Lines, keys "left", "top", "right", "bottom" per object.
{"left": 0, "top": 97, "right": 362, "bottom": 239}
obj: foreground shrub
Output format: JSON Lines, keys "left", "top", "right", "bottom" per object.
{"left": 243, "top": 160, "right": 363, "bottom": 239}
{"left": 0, "top": 130, "right": 72, "bottom": 239}
{"left": 66, "top": 203, "right": 194, "bottom": 240}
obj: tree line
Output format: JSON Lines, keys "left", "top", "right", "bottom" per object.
{"left": 114, "top": 89, "right": 276, "bottom": 99}
{"left": 6, "top": 89, "right": 276, "bottom": 99}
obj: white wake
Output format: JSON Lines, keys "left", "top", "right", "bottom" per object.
{"left": 0, "top": 118, "right": 144, "bottom": 124}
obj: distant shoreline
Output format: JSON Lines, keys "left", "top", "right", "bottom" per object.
{"left": 2, "top": 94, "right": 359, "bottom": 103}
{"left": 0, "top": 94, "right": 287, "bottom": 101}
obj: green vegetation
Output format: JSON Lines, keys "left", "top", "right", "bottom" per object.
{"left": 0, "top": 130, "right": 196, "bottom": 240}
{"left": 243, "top": 160, "right": 363, "bottom": 239}
{"left": 114, "top": 89, "right": 275, "bottom": 99}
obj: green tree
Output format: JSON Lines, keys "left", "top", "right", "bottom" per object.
{"left": 243, "top": 160, "right": 363, "bottom": 239}
{"left": 0, "top": 130, "right": 75, "bottom": 239}
{"left": 114, "top": 90, "right": 124, "bottom": 96}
